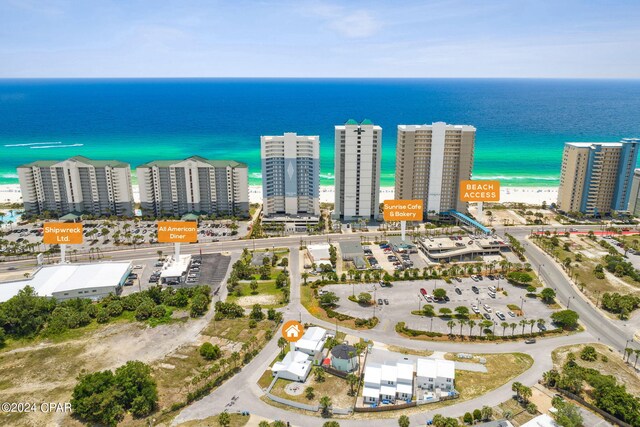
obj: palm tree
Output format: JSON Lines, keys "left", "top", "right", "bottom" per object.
{"left": 230, "top": 351, "right": 240, "bottom": 368}
{"left": 398, "top": 414, "right": 410, "bottom": 427}
{"left": 302, "top": 272, "right": 309, "bottom": 285}
{"left": 218, "top": 412, "right": 231, "bottom": 427}
{"left": 278, "top": 337, "right": 287, "bottom": 355}
{"left": 510, "top": 322, "right": 517, "bottom": 336}
{"left": 501, "top": 322, "right": 509, "bottom": 337}
{"left": 519, "top": 319, "right": 527, "bottom": 335}
{"left": 319, "top": 395, "right": 332, "bottom": 416}
{"left": 459, "top": 319, "right": 467, "bottom": 336}
{"left": 314, "top": 366, "right": 325, "bottom": 382}
{"left": 634, "top": 349, "right": 640, "bottom": 369}
{"left": 346, "top": 373, "right": 358, "bottom": 395}
{"left": 528, "top": 319, "right": 536, "bottom": 334}
{"left": 625, "top": 347, "right": 633, "bottom": 362}
{"left": 447, "top": 320, "right": 456, "bottom": 335}
{"left": 468, "top": 320, "right": 476, "bottom": 336}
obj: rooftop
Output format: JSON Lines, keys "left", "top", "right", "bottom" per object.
{"left": 137, "top": 156, "right": 247, "bottom": 169}
{"left": 19, "top": 155, "right": 129, "bottom": 169}
{"left": 0, "top": 262, "right": 132, "bottom": 302}
{"left": 330, "top": 344, "right": 357, "bottom": 360}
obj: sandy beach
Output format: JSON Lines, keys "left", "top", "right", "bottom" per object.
{"left": 1, "top": 183, "right": 559, "bottom": 208}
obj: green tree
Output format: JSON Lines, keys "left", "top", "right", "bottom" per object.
{"left": 190, "top": 293, "right": 209, "bottom": 317}
{"left": 305, "top": 386, "right": 315, "bottom": 400}
{"left": 433, "top": 288, "right": 447, "bottom": 300}
{"left": 250, "top": 304, "right": 264, "bottom": 320}
{"left": 113, "top": 360, "right": 158, "bottom": 417}
{"left": 319, "top": 395, "right": 332, "bottom": 416}
{"left": 580, "top": 345, "right": 597, "bottom": 361}
{"left": 319, "top": 292, "right": 339, "bottom": 307}
{"left": 314, "top": 366, "right": 325, "bottom": 382}
{"left": 346, "top": 373, "right": 358, "bottom": 396}
{"left": 540, "top": 287, "right": 556, "bottom": 302}
{"left": 481, "top": 405, "right": 493, "bottom": 421}
{"left": 463, "top": 412, "right": 473, "bottom": 424}
{"left": 551, "top": 310, "right": 579, "bottom": 329}
{"left": 199, "top": 342, "right": 222, "bottom": 360}
{"left": 398, "top": 414, "right": 410, "bottom": 427}
{"left": 323, "top": 422, "right": 340, "bottom": 427}
{"left": 250, "top": 279, "right": 259, "bottom": 294}
{"left": 358, "top": 292, "right": 372, "bottom": 304}
{"left": 0, "top": 328, "right": 5, "bottom": 348}
{"left": 218, "top": 411, "right": 231, "bottom": 427}
{"left": 552, "top": 401, "right": 583, "bottom": 427}
{"left": 454, "top": 306, "right": 469, "bottom": 318}
{"left": 473, "top": 409, "right": 482, "bottom": 421}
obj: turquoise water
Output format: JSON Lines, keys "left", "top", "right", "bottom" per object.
{"left": 1, "top": 78, "right": 640, "bottom": 187}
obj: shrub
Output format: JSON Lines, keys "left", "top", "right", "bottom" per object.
{"left": 96, "top": 309, "right": 110, "bottom": 324}
{"left": 106, "top": 300, "right": 124, "bottom": 317}
{"left": 463, "top": 412, "right": 473, "bottom": 424}
{"left": 199, "top": 342, "right": 222, "bottom": 360}
{"left": 135, "top": 300, "right": 154, "bottom": 321}
{"left": 580, "top": 346, "right": 597, "bottom": 362}
{"left": 151, "top": 305, "right": 166, "bottom": 319}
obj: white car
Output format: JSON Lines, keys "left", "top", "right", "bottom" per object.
{"left": 471, "top": 304, "right": 480, "bottom": 314}
{"left": 496, "top": 311, "right": 506, "bottom": 320}
{"left": 483, "top": 304, "right": 492, "bottom": 313}
{"left": 488, "top": 286, "right": 496, "bottom": 293}
{"left": 488, "top": 292, "right": 496, "bottom": 298}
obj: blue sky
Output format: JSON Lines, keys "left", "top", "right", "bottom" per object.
{"left": 1, "top": 0, "right": 639, "bottom": 78}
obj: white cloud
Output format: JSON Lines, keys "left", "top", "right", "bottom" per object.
{"left": 308, "top": 2, "right": 381, "bottom": 38}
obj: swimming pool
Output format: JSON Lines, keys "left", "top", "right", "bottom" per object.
{"left": 0, "top": 210, "right": 23, "bottom": 225}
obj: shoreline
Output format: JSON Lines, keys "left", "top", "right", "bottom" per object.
{"left": 0, "top": 184, "right": 559, "bottom": 207}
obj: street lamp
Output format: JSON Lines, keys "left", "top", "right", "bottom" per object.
{"left": 520, "top": 297, "right": 526, "bottom": 312}
{"left": 430, "top": 317, "right": 434, "bottom": 332}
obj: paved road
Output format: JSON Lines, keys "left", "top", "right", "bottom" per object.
{"left": 3, "top": 223, "right": 635, "bottom": 425}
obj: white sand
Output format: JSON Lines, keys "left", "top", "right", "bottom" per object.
{"left": 0, "top": 184, "right": 559, "bottom": 208}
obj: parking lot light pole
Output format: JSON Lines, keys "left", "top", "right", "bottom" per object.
{"left": 520, "top": 297, "right": 525, "bottom": 312}
{"left": 430, "top": 317, "right": 434, "bottom": 332}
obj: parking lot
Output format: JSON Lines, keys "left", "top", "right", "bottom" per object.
{"left": 323, "top": 276, "right": 556, "bottom": 336}
{"left": 121, "top": 253, "right": 231, "bottom": 296}
{"left": 365, "top": 242, "right": 427, "bottom": 272}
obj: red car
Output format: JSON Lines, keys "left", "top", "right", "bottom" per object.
{"left": 420, "top": 288, "right": 427, "bottom": 296}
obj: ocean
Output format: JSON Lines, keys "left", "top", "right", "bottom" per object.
{"left": 1, "top": 78, "right": 640, "bottom": 187}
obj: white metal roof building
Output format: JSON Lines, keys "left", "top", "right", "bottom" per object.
{"left": 0, "top": 262, "right": 132, "bottom": 302}
{"left": 271, "top": 350, "right": 313, "bottom": 382}
{"left": 416, "top": 358, "right": 455, "bottom": 391}
{"left": 160, "top": 254, "right": 192, "bottom": 284}
{"left": 292, "top": 326, "right": 327, "bottom": 358}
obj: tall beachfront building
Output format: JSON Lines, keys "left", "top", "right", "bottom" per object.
{"left": 137, "top": 156, "right": 249, "bottom": 218}
{"left": 395, "top": 122, "right": 476, "bottom": 218}
{"left": 261, "top": 133, "right": 320, "bottom": 216}
{"left": 557, "top": 139, "right": 640, "bottom": 216}
{"left": 627, "top": 169, "right": 640, "bottom": 217}
{"left": 334, "top": 119, "right": 382, "bottom": 221}
{"left": 17, "top": 156, "right": 134, "bottom": 217}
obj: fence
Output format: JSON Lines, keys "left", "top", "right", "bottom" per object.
{"left": 355, "top": 401, "right": 416, "bottom": 413}
{"left": 555, "top": 388, "right": 633, "bottom": 427}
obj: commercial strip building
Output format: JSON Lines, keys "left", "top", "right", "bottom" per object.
{"left": 556, "top": 139, "right": 639, "bottom": 217}
{"left": 17, "top": 156, "right": 134, "bottom": 217}
{"left": 417, "top": 235, "right": 508, "bottom": 263}
{"left": 0, "top": 262, "right": 132, "bottom": 302}
{"left": 334, "top": 119, "right": 382, "bottom": 221}
{"left": 306, "top": 244, "right": 333, "bottom": 271}
{"left": 137, "top": 156, "right": 249, "bottom": 218}
{"left": 260, "top": 133, "right": 320, "bottom": 217}
{"left": 339, "top": 241, "right": 366, "bottom": 270}
{"left": 395, "top": 122, "right": 476, "bottom": 219}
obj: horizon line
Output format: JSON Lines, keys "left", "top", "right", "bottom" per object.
{"left": 1, "top": 76, "right": 640, "bottom": 81}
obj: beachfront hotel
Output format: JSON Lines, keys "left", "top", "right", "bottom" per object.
{"left": 334, "top": 119, "right": 382, "bottom": 221}
{"left": 136, "top": 156, "right": 249, "bottom": 218}
{"left": 395, "top": 122, "right": 476, "bottom": 218}
{"left": 627, "top": 169, "right": 640, "bottom": 217}
{"left": 17, "top": 156, "right": 134, "bottom": 217}
{"left": 557, "top": 139, "right": 640, "bottom": 216}
{"left": 260, "top": 133, "right": 320, "bottom": 217}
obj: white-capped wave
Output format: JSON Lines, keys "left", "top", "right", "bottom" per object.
{"left": 250, "top": 172, "right": 263, "bottom": 179}
{"left": 1, "top": 173, "right": 18, "bottom": 179}
{"left": 4, "top": 141, "right": 62, "bottom": 147}
{"left": 472, "top": 175, "right": 559, "bottom": 181}
{"left": 30, "top": 144, "right": 84, "bottom": 149}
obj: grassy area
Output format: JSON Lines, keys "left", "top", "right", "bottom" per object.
{"left": 300, "top": 285, "right": 377, "bottom": 330}
{"left": 271, "top": 374, "right": 353, "bottom": 408}
{"left": 175, "top": 413, "right": 251, "bottom": 427}
{"left": 497, "top": 398, "right": 536, "bottom": 425}
{"left": 385, "top": 345, "right": 434, "bottom": 357}
{"left": 533, "top": 234, "right": 640, "bottom": 310}
{"left": 447, "top": 353, "right": 534, "bottom": 399}
{"left": 226, "top": 279, "right": 286, "bottom": 307}
{"left": 551, "top": 343, "right": 640, "bottom": 396}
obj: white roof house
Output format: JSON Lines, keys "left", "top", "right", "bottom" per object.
{"left": 160, "top": 254, "right": 192, "bottom": 281}
{"left": 416, "top": 358, "right": 455, "bottom": 391}
{"left": 364, "top": 363, "right": 382, "bottom": 385}
{"left": 380, "top": 364, "right": 398, "bottom": 384}
{"left": 396, "top": 361, "right": 414, "bottom": 384}
{"left": 293, "top": 326, "right": 327, "bottom": 357}
{"left": 272, "top": 350, "right": 313, "bottom": 382}
{"left": 520, "top": 414, "right": 558, "bottom": 427}
{"left": 0, "top": 262, "right": 132, "bottom": 302}
{"left": 307, "top": 244, "right": 331, "bottom": 262}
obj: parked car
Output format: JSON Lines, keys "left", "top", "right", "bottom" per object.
{"left": 471, "top": 286, "right": 479, "bottom": 294}
{"left": 488, "top": 286, "right": 496, "bottom": 292}
{"left": 488, "top": 291, "right": 496, "bottom": 298}
{"left": 378, "top": 299, "right": 383, "bottom": 305}
{"left": 538, "top": 323, "right": 547, "bottom": 331}
{"left": 384, "top": 299, "right": 389, "bottom": 305}
{"left": 483, "top": 313, "right": 491, "bottom": 320}
{"left": 508, "top": 311, "right": 516, "bottom": 317}
{"left": 483, "top": 304, "right": 492, "bottom": 313}
{"left": 496, "top": 311, "right": 506, "bottom": 320}
{"left": 471, "top": 304, "right": 480, "bottom": 314}
{"left": 420, "top": 288, "right": 427, "bottom": 295}
{"left": 455, "top": 287, "right": 462, "bottom": 295}
{"left": 444, "top": 295, "right": 450, "bottom": 302}
{"left": 525, "top": 338, "right": 536, "bottom": 344}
